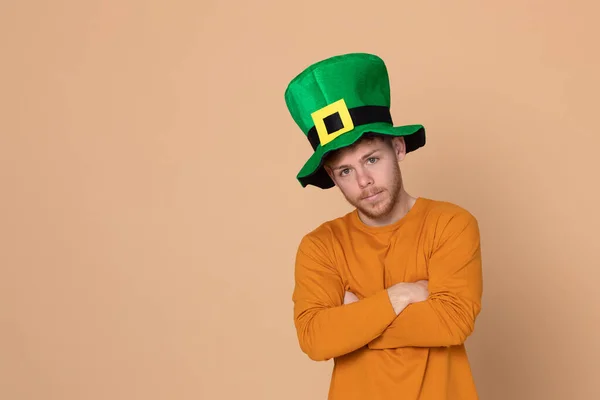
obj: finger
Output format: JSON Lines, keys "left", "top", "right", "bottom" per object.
{"left": 344, "top": 291, "right": 359, "bottom": 304}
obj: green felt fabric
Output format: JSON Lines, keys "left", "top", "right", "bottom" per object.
{"left": 285, "top": 53, "right": 426, "bottom": 189}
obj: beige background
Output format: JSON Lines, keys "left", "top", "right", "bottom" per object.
{"left": 1, "top": 1, "right": 599, "bottom": 399}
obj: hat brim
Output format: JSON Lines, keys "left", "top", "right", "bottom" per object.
{"left": 296, "top": 123, "right": 425, "bottom": 189}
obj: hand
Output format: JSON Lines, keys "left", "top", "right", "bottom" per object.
{"left": 413, "top": 280, "right": 429, "bottom": 300}
{"left": 343, "top": 291, "right": 359, "bottom": 305}
{"left": 386, "top": 280, "right": 429, "bottom": 315}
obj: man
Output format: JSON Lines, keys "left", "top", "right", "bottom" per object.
{"left": 284, "top": 53, "right": 483, "bottom": 399}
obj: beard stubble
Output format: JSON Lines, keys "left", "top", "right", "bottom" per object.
{"left": 345, "top": 162, "right": 403, "bottom": 220}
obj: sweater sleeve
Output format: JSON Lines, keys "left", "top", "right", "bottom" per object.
{"left": 368, "top": 211, "right": 483, "bottom": 349}
{"left": 292, "top": 234, "right": 397, "bottom": 361}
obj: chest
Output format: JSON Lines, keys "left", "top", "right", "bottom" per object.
{"left": 333, "top": 229, "right": 431, "bottom": 298}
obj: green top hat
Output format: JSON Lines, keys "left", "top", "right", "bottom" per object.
{"left": 284, "top": 52, "right": 425, "bottom": 189}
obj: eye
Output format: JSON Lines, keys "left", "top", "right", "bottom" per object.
{"left": 367, "top": 157, "right": 378, "bottom": 164}
{"left": 340, "top": 168, "right": 350, "bottom": 176}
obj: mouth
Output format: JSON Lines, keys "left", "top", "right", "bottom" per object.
{"left": 362, "top": 190, "right": 383, "bottom": 201}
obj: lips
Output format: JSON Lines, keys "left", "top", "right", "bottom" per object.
{"left": 362, "top": 190, "right": 383, "bottom": 200}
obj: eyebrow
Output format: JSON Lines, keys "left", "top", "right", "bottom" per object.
{"left": 333, "top": 149, "right": 380, "bottom": 171}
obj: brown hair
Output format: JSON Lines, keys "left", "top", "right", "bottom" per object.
{"left": 323, "top": 132, "right": 392, "bottom": 166}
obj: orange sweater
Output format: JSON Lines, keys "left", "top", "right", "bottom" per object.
{"left": 292, "top": 197, "right": 483, "bottom": 399}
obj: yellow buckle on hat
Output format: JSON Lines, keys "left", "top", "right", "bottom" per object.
{"left": 310, "top": 99, "right": 354, "bottom": 147}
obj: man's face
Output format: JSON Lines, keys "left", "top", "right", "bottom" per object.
{"left": 325, "top": 136, "right": 406, "bottom": 221}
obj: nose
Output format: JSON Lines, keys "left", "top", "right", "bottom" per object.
{"left": 356, "top": 167, "right": 373, "bottom": 189}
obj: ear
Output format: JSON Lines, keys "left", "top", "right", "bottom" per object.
{"left": 324, "top": 164, "right": 336, "bottom": 183}
{"left": 391, "top": 136, "right": 407, "bottom": 161}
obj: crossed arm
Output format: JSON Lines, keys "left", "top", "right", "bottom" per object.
{"left": 291, "top": 212, "right": 483, "bottom": 361}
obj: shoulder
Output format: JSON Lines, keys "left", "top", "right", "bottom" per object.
{"left": 295, "top": 210, "right": 354, "bottom": 258}
{"left": 419, "top": 198, "right": 480, "bottom": 242}
{"left": 298, "top": 212, "right": 349, "bottom": 249}
{"left": 421, "top": 198, "right": 478, "bottom": 226}
{"left": 293, "top": 214, "right": 350, "bottom": 273}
